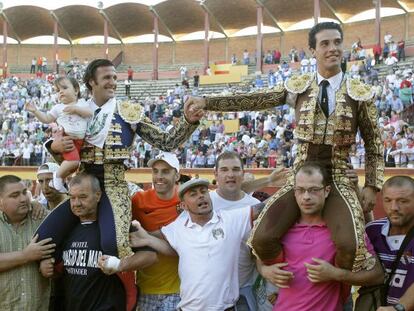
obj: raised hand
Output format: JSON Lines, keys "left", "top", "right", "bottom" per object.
{"left": 50, "top": 128, "right": 75, "bottom": 153}
{"left": 31, "top": 201, "right": 48, "bottom": 220}
{"left": 25, "top": 100, "right": 38, "bottom": 113}
{"left": 269, "top": 167, "right": 290, "bottom": 187}
{"left": 183, "top": 96, "right": 206, "bottom": 124}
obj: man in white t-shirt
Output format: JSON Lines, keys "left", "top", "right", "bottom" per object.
{"left": 130, "top": 178, "right": 268, "bottom": 311}
{"left": 384, "top": 55, "right": 398, "bottom": 66}
{"left": 210, "top": 151, "right": 288, "bottom": 311}
{"left": 309, "top": 57, "right": 317, "bottom": 72}
{"left": 21, "top": 141, "right": 32, "bottom": 166}
{"left": 384, "top": 32, "right": 393, "bottom": 45}
{"left": 210, "top": 152, "right": 261, "bottom": 310}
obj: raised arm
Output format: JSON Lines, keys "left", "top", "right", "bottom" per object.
{"left": 241, "top": 167, "right": 289, "bottom": 194}
{"left": 129, "top": 221, "right": 177, "bottom": 257}
{"left": 202, "top": 86, "right": 287, "bottom": 112}
{"left": 136, "top": 116, "right": 199, "bottom": 152}
{"left": 25, "top": 101, "right": 56, "bottom": 124}
{"left": 63, "top": 105, "right": 93, "bottom": 118}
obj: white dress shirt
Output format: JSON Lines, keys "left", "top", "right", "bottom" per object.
{"left": 317, "top": 71, "right": 343, "bottom": 116}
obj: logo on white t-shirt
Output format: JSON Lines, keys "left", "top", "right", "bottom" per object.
{"left": 212, "top": 228, "right": 224, "bottom": 240}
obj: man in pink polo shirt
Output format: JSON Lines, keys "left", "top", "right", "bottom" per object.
{"left": 263, "top": 162, "right": 384, "bottom": 311}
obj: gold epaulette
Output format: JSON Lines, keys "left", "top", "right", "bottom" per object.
{"left": 346, "top": 78, "right": 373, "bottom": 102}
{"left": 285, "top": 73, "right": 314, "bottom": 94}
{"left": 117, "top": 99, "right": 144, "bottom": 124}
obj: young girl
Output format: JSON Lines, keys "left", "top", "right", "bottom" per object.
{"left": 26, "top": 77, "right": 92, "bottom": 192}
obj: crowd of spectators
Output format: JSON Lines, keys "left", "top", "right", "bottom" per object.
{"left": 1, "top": 42, "right": 414, "bottom": 170}
{"left": 126, "top": 58, "right": 414, "bottom": 171}
{"left": 0, "top": 76, "right": 56, "bottom": 166}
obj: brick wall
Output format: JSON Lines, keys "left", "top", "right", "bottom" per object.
{"left": 4, "top": 13, "right": 414, "bottom": 68}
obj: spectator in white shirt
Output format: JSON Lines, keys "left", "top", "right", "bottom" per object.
{"left": 300, "top": 58, "right": 309, "bottom": 74}
{"left": 384, "top": 55, "right": 398, "bottom": 66}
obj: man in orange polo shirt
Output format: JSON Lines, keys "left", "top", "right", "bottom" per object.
{"left": 131, "top": 152, "right": 182, "bottom": 310}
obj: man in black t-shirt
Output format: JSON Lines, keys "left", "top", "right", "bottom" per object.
{"left": 61, "top": 220, "right": 126, "bottom": 311}
{"left": 40, "top": 173, "right": 157, "bottom": 311}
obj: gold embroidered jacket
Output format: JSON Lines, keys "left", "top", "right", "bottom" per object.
{"left": 206, "top": 73, "right": 384, "bottom": 189}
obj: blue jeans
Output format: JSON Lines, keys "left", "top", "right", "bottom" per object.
{"left": 236, "top": 285, "right": 257, "bottom": 311}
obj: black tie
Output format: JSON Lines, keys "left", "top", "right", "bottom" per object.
{"left": 320, "top": 80, "right": 330, "bottom": 118}
{"left": 94, "top": 107, "right": 101, "bottom": 119}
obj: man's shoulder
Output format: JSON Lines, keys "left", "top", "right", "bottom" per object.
{"left": 240, "top": 192, "right": 260, "bottom": 205}
{"left": 132, "top": 188, "right": 152, "bottom": 206}
{"left": 366, "top": 218, "right": 388, "bottom": 228}
{"left": 365, "top": 218, "right": 388, "bottom": 237}
{"left": 211, "top": 191, "right": 259, "bottom": 207}
{"left": 346, "top": 77, "right": 374, "bottom": 102}
{"left": 285, "top": 73, "right": 314, "bottom": 94}
{"left": 218, "top": 205, "right": 251, "bottom": 222}
{"left": 133, "top": 188, "right": 178, "bottom": 207}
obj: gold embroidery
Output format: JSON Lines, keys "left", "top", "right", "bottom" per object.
{"left": 110, "top": 123, "right": 122, "bottom": 133}
{"left": 104, "top": 164, "right": 133, "bottom": 259}
{"left": 358, "top": 99, "right": 384, "bottom": 189}
{"left": 206, "top": 90, "right": 286, "bottom": 112}
{"left": 247, "top": 183, "right": 294, "bottom": 259}
{"left": 285, "top": 73, "right": 314, "bottom": 94}
{"left": 105, "top": 135, "right": 123, "bottom": 146}
{"left": 333, "top": 182, "right": 374, "bottom": 272}
{"left": 117, "top": 100, "right": 144, "bottom": 124}
{"left": 336, "top": 105, "right": 353, "bottom": 118}
{"left": 347, "top": 78, "right": 373, "bottom": 102}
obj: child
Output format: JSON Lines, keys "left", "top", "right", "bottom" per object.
{"left": 26, "top": 77, "right": 92, "bottom": 192}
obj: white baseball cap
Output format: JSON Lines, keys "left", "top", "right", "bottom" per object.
{"left": 147, "top": 152, "right": 180, "bottom": 172}
{"left": 37, "top": 162, "right": 60, "bottom": 175}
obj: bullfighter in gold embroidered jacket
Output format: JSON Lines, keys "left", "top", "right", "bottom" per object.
{"left": 36, "top": 59, "right": 202, "bottom": 266}
{"left": 189, "top": 22, "right": 383, "bottom": 272}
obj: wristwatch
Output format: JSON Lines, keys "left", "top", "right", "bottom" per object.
{"left": 394, "top": 303, "right": 406, "bottom": 311}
